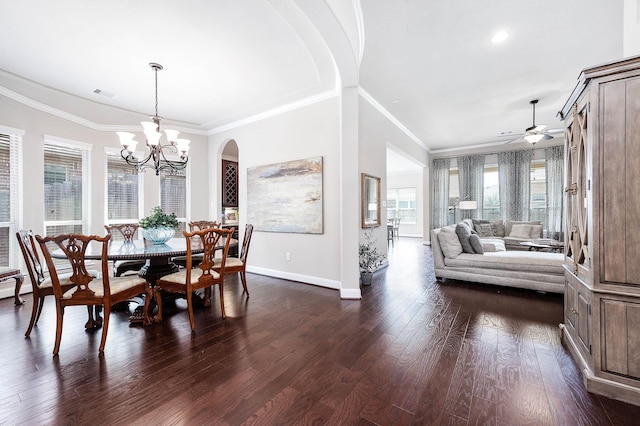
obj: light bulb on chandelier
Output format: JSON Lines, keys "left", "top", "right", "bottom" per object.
{"left": 117, "top": 63, "right": 190, "bottom": 175}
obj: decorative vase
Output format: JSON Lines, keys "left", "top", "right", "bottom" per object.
{"left": 360, "top": 272, "right": 373, "bottom": 286}
{"left": 142, "top": 227, "right": 175, "bottom": 245}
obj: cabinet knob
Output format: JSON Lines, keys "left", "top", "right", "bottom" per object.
{"left": 571, "top": 308, "right": 578, "bottom": 315}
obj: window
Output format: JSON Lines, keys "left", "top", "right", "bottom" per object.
{"left": 43, "top": 137, "right": 90, "bottom": 236}
{"left": 0, "top": 128, "right": 22, "bottom": 268}
{"left": 482, "top": 164, "right": 500, "bottom": 220}
{"left": 106, "top": 151, "right": 141, "bottom": 239}
{"left": 387, "top": 187, "right": 416, "bottom": 224}
{"left": 160, "top": 168, "right": 189, "bottom": 233}
{"left": 530, "top": 159, "right": 546, "bottom": 227}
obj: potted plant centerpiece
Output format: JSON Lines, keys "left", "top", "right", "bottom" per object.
{"left": 359, "top": 228, "right": 386, "bottom": 285}
{"left": 139, "top": 206, "right": 179, "bottom": 245}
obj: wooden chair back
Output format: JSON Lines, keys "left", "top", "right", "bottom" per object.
{"left": 188, "top": 221, "right": 219, "bottom": 231}
{"left": 239, "top": 224, "right": 254, "bottom": 264}
{"left": 186, "top": 227, "right": 233, "bottom": 279}
{"left": 104, "top": 223, "right": 139, "bottom": 242}
{"left": 16, "top": 230, "right": 46, "bottom": 290}
{"left": 37, "top": 233, "right": 110, "bottom": 301}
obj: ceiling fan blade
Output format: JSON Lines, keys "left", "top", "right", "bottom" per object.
{"left": 504, "top": 136, "right": 523, "bottom": 144}
{"left": 542, "top": 134, "right": 554, "bottom": 140}
{"left": 533, "top": 124, "right": 547, "bottom": 132}
{"left": 545, "top": 127, "right": 564, "bottom": 134}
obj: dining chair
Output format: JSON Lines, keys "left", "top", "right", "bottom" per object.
{"left": 172, "top": 221, "right": 219, "bottom": 268}
{"left": 214, "top": 223, "right": 253, "bottom": 296}
{"left": 104, "top": 224, "right": 146, "bottom": 277}
{"left": 155, "top": 227, "right": 233, "bottom": 330}
{"left": 393, "top": 217, "right": 401, "bottom": 240}
{"left": 16, "top": 230, "right": 77, "bottom": 337}
{"left": 36, "top": 233, "right": 152, "bottom": 355}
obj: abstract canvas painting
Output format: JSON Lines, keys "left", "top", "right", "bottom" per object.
{"left": 247, "top": 156, "right": 323, "bottom": 234}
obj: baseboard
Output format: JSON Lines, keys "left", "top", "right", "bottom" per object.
{"left": 247, "top": 265, "right": 362, "bottom": 299}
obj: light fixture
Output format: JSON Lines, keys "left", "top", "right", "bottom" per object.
{"left": 491, "top": 31, "right": 509, "bottom": 43}
{"left": 458, "top": 201, "right": 478, "bottom": 211}
{"left": 524, "top": 133, "right": 545, "bottom": 144}
{"left": 450, "top": 198, "right": 478, "bottom": 223}
{"left": 117, "top": 63, "right": 190, "bottom": 175}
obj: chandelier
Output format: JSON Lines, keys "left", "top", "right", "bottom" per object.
{"left": 117, "top": 63, "right": 190, "bottom": 175}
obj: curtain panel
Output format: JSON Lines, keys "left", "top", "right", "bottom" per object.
{"left": 431, "top": 158, "right": 450, "bottom": 229}
{"left": 498, "top": 150, "right": 533, "bottom": 221}
{"left": 545, "top": 145, "right": 565, "bottom": 240}
{"left": 457, "top": 155, "right": 484, "bottom": 220}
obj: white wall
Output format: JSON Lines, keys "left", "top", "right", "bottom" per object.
{"left": 208, "top": 97, "right": 343, "bottom": 289}
{"left": 624, "top": 0, "right": 640, "bottom": 57}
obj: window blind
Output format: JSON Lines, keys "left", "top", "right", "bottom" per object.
{"left": 43, "top": 141, "right": 88, "bottom": 236}
{"left": 0, "top": 132, "right": 20, "bottom": 267}
{"left": 160, "top": 169, "right": 187, "bottom": 232}
{"left": 106, "top": 153, "right": 139, "bottom": 222}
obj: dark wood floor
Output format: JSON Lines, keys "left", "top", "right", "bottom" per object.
{"left": 2, "top": 238, "right": 640, "bottom": 425}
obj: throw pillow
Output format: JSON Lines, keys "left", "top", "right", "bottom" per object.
{"left": 530, "top": 224, "right": 543, "bottom": 239}
{"left": 490, "top": 219, "right": 505, "bottom": 237}
{"left": 510, "top": 224, "right": 532, "bottom": 239}
{"left": 469, "top": 234, "right": 484, "bottom": 254}
{"left": 476, "top": 223, "right": 494, "bottom": 237}
{"left": 437, "top": 227, "right": 463, "bottom": 259}
{"left": 455, "top": 223, "right": 474, "bottom": 254}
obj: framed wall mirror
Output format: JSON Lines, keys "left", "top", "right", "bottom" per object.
{"left": 361, "top": 173, "right": 381, "bottom": 228}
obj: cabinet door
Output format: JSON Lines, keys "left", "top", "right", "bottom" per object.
{"left": 601, "top": 77, "right": 640, "bottom": 286}
{"left": 601, "top": 298, "right": 640, "bottom": 379}
{"left": 565, "top": 272, "right": 591, "bottom": 356}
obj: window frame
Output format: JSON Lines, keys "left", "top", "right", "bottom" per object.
{"left": 43, "top": 135, "right": 91, "bottom": 236}
{"left": 387, "top": 187, "right": 417, "bottom": 225}
{"left": 159, "top": 161, "right": 190, "bottom": 233}
{"left": 104, "top": 147, "right": 143, "bottom": 229}
{"left": 0, "top": 125, "right": 24, "bottom": 269}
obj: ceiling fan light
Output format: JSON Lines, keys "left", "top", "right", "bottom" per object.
{"left": 525, "top": 133, "right": 545, "bottom": 144}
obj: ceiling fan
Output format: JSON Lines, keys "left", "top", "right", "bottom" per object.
{"left": 502, "top": 99, "right": 563, "bottom": 145}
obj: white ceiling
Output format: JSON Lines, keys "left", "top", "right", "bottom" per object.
{"left": 0, "top": 0, "right": 625, "bottom": 154}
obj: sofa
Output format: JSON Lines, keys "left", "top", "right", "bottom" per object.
{"left": 430, "top": 221, "right": 565, "bottom": 293}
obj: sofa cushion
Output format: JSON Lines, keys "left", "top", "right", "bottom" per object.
{"left": 444, "top": 251, "right": 565, "bottom": 274}
{"left": 437, "top": 226, "right": 463, "bottom": 258}
{"left": 469, "top": 234, "right": 484, "bottom": 254}
{"left": 491, "top": 220, "right": 505, "bottom": 237}
{"left": 509, "top": 223, "right": 532, "bottom": 238}
{"left": 482, "top": 239, "right": 506, "bottom": 252}
{"left": 455, "top": 222, "right": 474, "bottom": 254}
{"left": 505, "top": 220, "right": 541, "bottom": 237}
{"left": 530, "top": 224, "right": 543, "bottom": 239}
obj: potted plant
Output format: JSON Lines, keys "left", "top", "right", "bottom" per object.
{"left": 359, "top": 228, "right": 386, "bottom": 285}
{"left": 139, "top": 206, "right": 179, "bottom": 245}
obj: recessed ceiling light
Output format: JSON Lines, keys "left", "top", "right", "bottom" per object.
{"left": 491, "top": 31, "right": 509, "bottom": 43}
{"left": 392, "top": 100, "right": 400, "bottom": 104}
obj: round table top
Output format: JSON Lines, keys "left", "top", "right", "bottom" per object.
{"left": 51, "top": 237, "right": 237, "bottom": 261}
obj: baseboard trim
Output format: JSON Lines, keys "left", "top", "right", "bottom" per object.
{"left": 247, "top": 266, "right": 362, "bottom": 299}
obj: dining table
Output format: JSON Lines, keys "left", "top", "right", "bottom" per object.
{"left": 51, "top": 235, "right": 238, "bottom": 325}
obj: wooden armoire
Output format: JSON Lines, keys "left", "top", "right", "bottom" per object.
{"left": 559, "top": 55, "right": 640, "bottom": 406}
